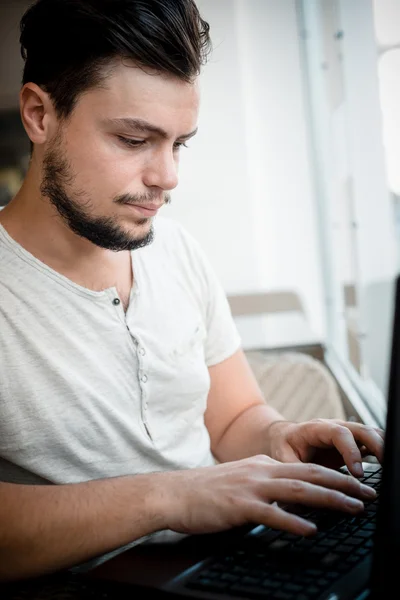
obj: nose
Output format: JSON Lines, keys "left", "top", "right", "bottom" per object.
{"left": 142, "top": 146, "right": 179, "bottom": 191}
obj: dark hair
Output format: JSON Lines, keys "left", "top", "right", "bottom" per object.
{"left": 20, "top": 0, "right": 211, "bottom": 120}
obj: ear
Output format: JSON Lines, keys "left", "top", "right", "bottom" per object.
{"left": 19, "top": 83, "right": 57, "bottom": 146}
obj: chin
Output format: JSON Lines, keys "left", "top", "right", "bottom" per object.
{"left": 125, "top": 218, "right": 154, "bottom": 241}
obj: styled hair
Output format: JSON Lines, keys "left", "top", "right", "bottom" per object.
{"left": 20, "top": 0, "right": 211, "bottom": 120}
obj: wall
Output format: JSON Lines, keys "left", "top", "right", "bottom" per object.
{"left": 166, "top": 0, "right": 325, "bottom": 344}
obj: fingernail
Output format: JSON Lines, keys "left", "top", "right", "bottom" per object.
{"left": 346, "top": 498, "right": 364, "bottom": 510}
{"left": 353, "top": 462, "right": 364, "bottom": 477}
{"left": 361, "top": 485, "right": 376, "bottom": 499}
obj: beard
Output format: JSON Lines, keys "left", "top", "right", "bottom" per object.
{"left": 40, "top": 137, "right": 171, "bottom": 252}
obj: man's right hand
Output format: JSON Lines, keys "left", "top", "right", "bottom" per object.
{"left": 156, "top": 455, "right": 376, "bottom": 537}
{"left": 0, "top": 456, "right": 376, "bottom": 582}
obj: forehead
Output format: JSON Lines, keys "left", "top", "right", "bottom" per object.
{"left": 75, "top": 61, "right": 200, "bottom": 136}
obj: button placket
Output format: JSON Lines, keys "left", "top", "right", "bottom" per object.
{"left": 140, "top": 372, "right": 151, "bottom": 439}
{"left": 132, "top": 332, "right": 151, "bottom": 437}
{"left": 123, "top": 319, "right": 151, "bottom": 440}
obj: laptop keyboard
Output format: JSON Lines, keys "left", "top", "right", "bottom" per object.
{"left": 184, "top": 465, "right": 382, "bottom": 599}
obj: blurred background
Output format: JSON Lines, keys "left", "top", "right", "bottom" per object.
{"left": 1, "top": 0, "right": 400, "bottom": 427}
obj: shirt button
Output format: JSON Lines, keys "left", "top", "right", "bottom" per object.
{"left": 112, "top": 298, "right": 120, "bottom": 306}
{"left": 139, "top": 347, "right": 146, "bottom": 356}
{"left": 141, "top": 374, "right": 148, "bottom": 383}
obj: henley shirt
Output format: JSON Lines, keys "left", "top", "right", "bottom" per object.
{"left": 0, "top": 215, "right": 242, "bottom": 569}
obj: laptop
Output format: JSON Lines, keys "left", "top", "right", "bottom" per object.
{"left": 84, "top": 276, "right": 400, "bottom": 600}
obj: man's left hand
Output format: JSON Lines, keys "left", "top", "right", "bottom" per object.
{"left": 266, "top": 419, "right": 385, "bottom": 477}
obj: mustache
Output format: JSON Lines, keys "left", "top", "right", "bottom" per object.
{"left": 114, "top": 192, "right": 171, "bottom": 206}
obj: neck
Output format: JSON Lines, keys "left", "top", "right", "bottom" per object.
{"left": 0, "top": 167, "right": 131, "bottom": 292}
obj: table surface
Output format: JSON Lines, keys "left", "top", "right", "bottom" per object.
{"left": 0, "top": 527, "right": 249, "bottom": 599}
{"left": 1, "top": 572, "right": 181, "bottom": 600}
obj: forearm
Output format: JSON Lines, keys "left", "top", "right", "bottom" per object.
{"left": 0, "top": 473, "right": 168, "bottom": 582}
{"left": 213, "top": 403, "right": 285, "bottom": 462}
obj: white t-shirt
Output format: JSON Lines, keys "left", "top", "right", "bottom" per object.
{"left": 0, "top": 216, "right": 241, "bottom": 485}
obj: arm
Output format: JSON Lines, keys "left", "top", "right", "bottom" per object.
{"left": 205, "top": 349, "right": 384, "bottom": 475}
{"left": 0, "top": 473, "right": 166, "bottom": 581}
{"left": 0, "top": 450, "right": 377, "bottom": 582}
{"left": 205, "top": 349, "right": 284, "bottom": 462}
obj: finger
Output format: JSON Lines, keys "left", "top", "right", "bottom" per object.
{"left": 340, "top": 423, "right": 385, "bottom": 465}
{"left": 264, "top": 478, "right": 365, "bottom": 514}
{"left": 251, "top": 501, "right": 317, "bottom": 537}
{"left": 267, "top": 462, "right": 376, "bottom": 501}
{"left": 332, "top": 420, "right": 385, "bottom": 451}
{"left": 308, "top": 423, "right": 365, "bottom": 477}
{"left": 332, "top": 426, "right": 366, "bottom": 476}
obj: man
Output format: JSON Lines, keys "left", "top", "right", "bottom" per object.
{"left": 0, "top": 0, "right": 382, "bottom": 582}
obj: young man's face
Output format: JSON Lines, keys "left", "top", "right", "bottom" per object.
{"left": 40, "top": 61, "right": 200, "bottom": 251}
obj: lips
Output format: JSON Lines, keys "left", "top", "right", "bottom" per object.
{"left": 124, "top": 203, "right": 162, "bottom": 217}
{"left": 127, "top": 203, "right": 163, "bottom": 210}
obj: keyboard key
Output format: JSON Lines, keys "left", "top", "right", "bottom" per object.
{"left": 321, "top": 552, "right": 341, "bottom": 566}
{"left": 281, "top": 583, "right": 304, "bottom": 592}
{"left": 262, "top": 579, "right": 281, "bottom": 590}
{"left": 221, "top": 573, "right": 239, "bottom": 583}
{"left": 268, "top": 539, "right": 291, "bottom": 550}
{"left": 187, "top": 578, "right": 229, "bottom": 593}
{"left": 242, "top": 576, "right": 263, "bottom": 586}
{"left": 230, "top": 583, "right": 272, "bottom": 598}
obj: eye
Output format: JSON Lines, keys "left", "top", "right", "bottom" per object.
{"left": 117, "top": 136, "right": 145, "bottom": 148}
{"left": 117, "top": 136, "right": 189, "bottom": 151}
{"left": 173, "top": 141, "right": 189, "bottom": 151}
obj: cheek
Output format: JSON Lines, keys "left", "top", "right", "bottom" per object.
{"left": 67, "top": 137, "right": 143, "bottom": 197}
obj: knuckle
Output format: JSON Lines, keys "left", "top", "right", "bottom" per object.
{"left": 243, "top": 456, "right": 261, "bottom": 470}
{"left": 345, "top": 476, "right": 359, "bottom": 491}
{"left": 348, "top": 447, "right": 361, "bottom": 459}
{"left": 252, "top": 454, "right": 268, "bottom": 463}
{"left": 334, "top": 424, "right": 351, "bottom": 439}
{"left": 252, "top": 454, "right": 275, "bottom": 467}
{"left": 366, "top": 425, "right": 378, "bottom": 437}
{"left": 306, "top": 463, "right": 321, "bottom": 478}
{"left": 289, "top": 480, "right": 305, "bottom": 498}
{"left": 246, "top": 456, "right": 263, "bottom": 471}
{"left": 340, "top": 472, "right": 358, "bottom": 489}
{"left": 337, "top": 491, "right": 350, "bottom": 503}
{"left": 334, "top": 423, "right": 347, "bottom": 434}
{"left": 327, "top": 490, "right": 342, "bottom": 505}
{"left": 241, "top": 473, "right": 254, "bottom": 488}
{"left": 311, "top": 418, "right": 326, "bottom": 425}
{"left": 228, "top": 493, "right": 245, "bottom": 511}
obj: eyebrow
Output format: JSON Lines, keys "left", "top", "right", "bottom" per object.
{"left": 104, "top": 117, "right": 198, "bottom": 141}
